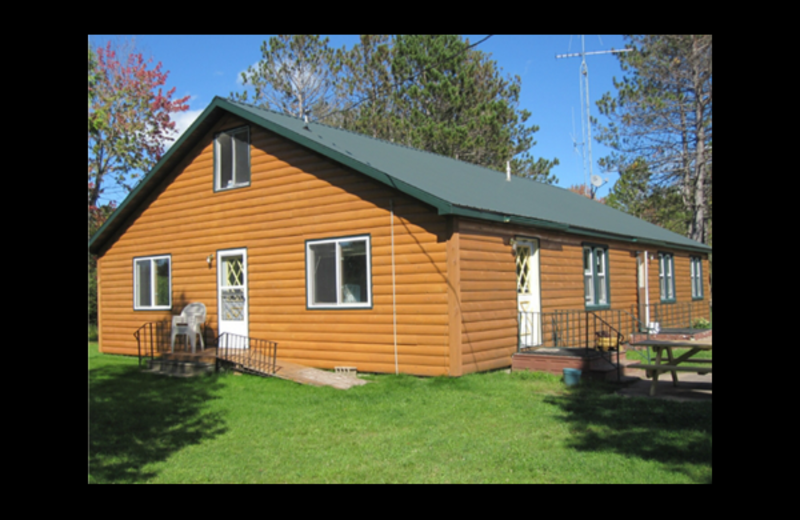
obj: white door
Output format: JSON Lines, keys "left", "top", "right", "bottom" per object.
{"left": 218, "top": 248, "right": 248, "bottom": 347}
{"left": 516, "top": 239, "right": 542, "bottom": 348}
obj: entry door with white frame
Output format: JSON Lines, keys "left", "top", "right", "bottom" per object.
{"left": 516, "top": 238, "right": 542, "bottom": 348}
{"left": 217, "top": 248, "right": 248, "bottom": 346}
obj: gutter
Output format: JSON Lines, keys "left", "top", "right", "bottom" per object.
{"left": 449, "top": 205, "right": 711, "bottom": 254}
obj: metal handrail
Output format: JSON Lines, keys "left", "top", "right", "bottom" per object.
{"left": 518, "top": 308, "right": 641, "bottom": 352}
{"left": 641, "top": 300, "right": 711, "bottom": 330}
{"left": 588, "top": 311, "right": 626, "bottom": 345}
{"left": 587, "top": 311, "right": 623, "bottom": 382}
{"left": 134, "top": 320, "right": 169, "bottom": 368}
{"left": 216, "top": 332, "right": 278, "bottom": 376}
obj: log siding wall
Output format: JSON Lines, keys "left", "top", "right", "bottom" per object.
{"left": 96, "top": 112, "right": 711, "bottom": 377}
{"left": 97, "top": 114, "right": 453, "bottom": 376}
{"left": 645, "top": 251, "right": 711, "bottom": 328}
{"left": 455, "top": 218, "right": 710, "bottom": 372}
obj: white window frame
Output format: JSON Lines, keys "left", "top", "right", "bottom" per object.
{"left": 583, "top": 244, "right": 609, "bottom": 309}
{"left": 214, "top": 126, "right": 250, "bottom": 191}
{"left": 659, "top": 252, "right": 676, "bottom": 303}
{"left": 690, "top": 256, "right": 704, "bottom": 300}
{"left": 133, "top": 255, "right": 171, "bottom": 310}
{"left": 306, "top": 235, "right": 372, "bottom": 309}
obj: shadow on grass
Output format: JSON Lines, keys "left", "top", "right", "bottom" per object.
{"left": 545, "top": 382, "right": 712, "bottom": 483}
{"left": 89, "top": 362, "right": 227, "bottom": 483}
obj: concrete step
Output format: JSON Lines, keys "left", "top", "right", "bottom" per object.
{"left": 145, "top": 358, "right": 215, "bottom": 377}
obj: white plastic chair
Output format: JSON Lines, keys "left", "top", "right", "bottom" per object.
{"left": 170, "top": 303, "right": 207, "bottom": 354}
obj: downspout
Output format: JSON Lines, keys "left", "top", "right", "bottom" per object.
{"left": 644, "top": 250, "right": 650, "bottom": 328}
{"left": 391, "top": 199, "right": 398, "bottom": 375}
{"left": 644, "top": 250, "right": 652, "bottom": 363}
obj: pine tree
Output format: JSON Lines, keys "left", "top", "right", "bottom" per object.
{"left": 595, "top": 35, "right": 711, "bottom": 243}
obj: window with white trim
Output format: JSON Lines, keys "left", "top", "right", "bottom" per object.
{"left": 583, "top": 245, "right": 609, "bottom": 308}
{"left": 133, "top": 255, "right": 171, "bottom": 310}
{"left": 691, "top": 256, "right": 704, "bottom": 300}
{"left": 214, "top": 126, "right": 250, "bottom": 191}
{"left": 659, "top": 252, "right": 676, "bottom": 303}
{"left": 306, "top": 235, "right": 371, "bottom": 309}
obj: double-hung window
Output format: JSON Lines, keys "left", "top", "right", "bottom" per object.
{"left": 583, "top": 244, "right": 609, "bottom": 308}
{"left": 691, "top": 256, "right": 704, "bottom": 300}
{"left": 214, "top": 126, "right": 250, "bottom": 191}
{"left": 659, "top": 252, "right": 676, "bottom": 303}
{"left": 306, "top": 235, "right": 372, "bottom": 309}
{"left": 133, "top": 255, "right": 171, "bottom": 310}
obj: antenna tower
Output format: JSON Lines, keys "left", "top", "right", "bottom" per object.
{"left": 556, "top": 36, "right": 630, "bottom": 199}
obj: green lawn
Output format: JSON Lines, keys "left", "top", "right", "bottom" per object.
{"left": 626, "top": 346, "right": 712, "bottom": 363}
{"left": 88, "top": 342, "right": 712, "bottom": 483}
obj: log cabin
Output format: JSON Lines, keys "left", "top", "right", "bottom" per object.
{"left": 89, "top": 97, "right": 711, "bottom": 376}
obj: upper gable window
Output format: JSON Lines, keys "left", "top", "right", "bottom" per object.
{"left": 214, "top": 126, "right": 250, "bottom": 191}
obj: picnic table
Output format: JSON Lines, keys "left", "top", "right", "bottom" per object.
{"left": 627, "top": 339, "right": 712, "bottom": 396}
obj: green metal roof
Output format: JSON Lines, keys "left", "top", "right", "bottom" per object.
{"left": 89, "top": 96, "right": 711, "bottom": 254}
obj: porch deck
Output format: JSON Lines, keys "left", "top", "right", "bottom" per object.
{"left": 155, "top": 348, "right": 368, "bottom": 389}
{"left": 628, "top": 327, "right": 712, "bottom": 343}
{"left": 513, "top": 328, "right": 712, "bottom": 383}
{"left": 513, "top": 345, "right": 626, "bottom": 381}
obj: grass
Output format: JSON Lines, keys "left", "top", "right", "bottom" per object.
{"left": 626, "top": 346, "right": 712, "bottom": 363}
{"left": 88, "top": 342, "right": 712, "bottom": 483}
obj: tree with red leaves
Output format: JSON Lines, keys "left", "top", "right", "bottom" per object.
{"left": 88, "top": 40, "right": 189, "bottom": 215}
{"left": 88, "top": 39, "right": 188, "bottom": 327}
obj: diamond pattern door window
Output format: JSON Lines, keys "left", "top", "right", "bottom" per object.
{"left": 516, "top": 245, "right": 531, "bottom": 294}
{"left": 222, "top": 255, "right": 244, "bottom": 321}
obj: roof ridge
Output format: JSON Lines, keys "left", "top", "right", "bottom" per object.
{"left": 91, "top": 96, "right": 710, "bottom": 255}
{"left": 225, "top": 97, "right": 709, "bottom": 252}
{"left": 224, "top": 96, "right": 537, "bottom": 183}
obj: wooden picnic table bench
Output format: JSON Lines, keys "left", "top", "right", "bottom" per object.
{"left": 627, "top": 339, "right": 712, "bottom": 396}
{"left": 627, "top": 363, "right": 712, "bottom": 375}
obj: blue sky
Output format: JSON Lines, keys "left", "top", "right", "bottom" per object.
{"left": 89, "top": 34, "right": 633, "bottom": 206}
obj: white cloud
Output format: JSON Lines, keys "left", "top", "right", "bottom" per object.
{"left": 166, "top": 108, "right": 204, "bottom": 147}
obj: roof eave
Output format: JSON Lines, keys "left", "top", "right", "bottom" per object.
{"left": 89, "top": 98, "right": 228, "bottom": 254}
{"left": 89, "top": 97, "right": 712, "bottom": 257}
{"left": 449, "top": 205, "right": 711, "bottom": 253}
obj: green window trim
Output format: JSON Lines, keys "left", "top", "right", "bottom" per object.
{"left": 658, "top": 252, "right": 676, "bottom": 303}
{"left": 690, "top": 256, "right": 704, "bottom": 300}
{"left": 583, "top": 244, "right": 610, "bottom": 310}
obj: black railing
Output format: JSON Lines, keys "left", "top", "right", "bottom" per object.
{"left": 588, "top": 311, "right": 623, "bottom": 382}
{"left": 554, "top": 308, "right": 633, "bottom": 348}
{"left": 134, "top": 320, "right": 170, "bottom": 368}
{"left": 516, "top": 310, "right": 624, "bottom": 380}
{"left": 517, "top": 301, "right": 712, "bottom": 353}
{"left": 637, "top": 300, "right": 711, "bottom": 330}
{"left": 134, "top": 320, "right": 211, "bottom": 368}
{"left": 518, "top": 309, "right": 638, "bottom": 351}
{"left": 216, "top": 332, "right": 278, "bottom": 377}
